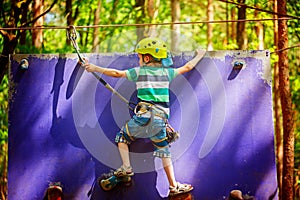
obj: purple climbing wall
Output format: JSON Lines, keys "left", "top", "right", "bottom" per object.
{"left": 8, "top": 51, "right": 278, "bottom": 199}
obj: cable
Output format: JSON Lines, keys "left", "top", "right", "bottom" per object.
{"left": 0, "top": 18, "right": 298, "bottom": 55}
{"left": 2, "top": 43, "right": 297, "bottom": 58}
{"left": 0, "top": 17, "right": 294, "bottom": 31}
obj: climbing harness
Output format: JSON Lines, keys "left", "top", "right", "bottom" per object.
{"left": 133, "top": 101, "right": 180, "bottom": 144}
{"left": 134, "top": 101, "right": 167, "bottom": 118}
{"left": 67, "top": 25, "right": 135, "bottom": 110}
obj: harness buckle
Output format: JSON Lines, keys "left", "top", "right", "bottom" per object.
{"left": 134, "top": 102, "right": 166, "bottom": 119}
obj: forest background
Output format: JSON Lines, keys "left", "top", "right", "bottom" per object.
{"left": 0, "top": 0, "right": 299, "bottom": 199}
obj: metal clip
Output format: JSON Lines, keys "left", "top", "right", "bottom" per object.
{"left": 67, "top": 25, "right": 85, "bottom": 63}
{"left": 67, "top": 25, "right": 80, "bottom": 51}
{"left": 67, "top": 25, "right": 77, "bottom": 41}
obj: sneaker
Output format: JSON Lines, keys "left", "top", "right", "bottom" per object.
{"left": 169, "top": 182, "right": 193, "bottom": 196}
{"left": 113, "top": 166, "right": 134, "bottom": 177}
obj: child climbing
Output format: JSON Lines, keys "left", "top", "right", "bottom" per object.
{"left": 81, "top": 37, "right": 205, "bottom": 196}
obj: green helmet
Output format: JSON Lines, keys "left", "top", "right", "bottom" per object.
{"left": 135, "top": 37, "right": 168, "bottom": 59}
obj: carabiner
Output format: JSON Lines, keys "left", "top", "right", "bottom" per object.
{"left": 67, "top": 25, "right": 78, "bottom": 41}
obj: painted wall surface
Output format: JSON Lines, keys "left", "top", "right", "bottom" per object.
{"left": 8, "top": 51, "right": 277, "bottom": 200}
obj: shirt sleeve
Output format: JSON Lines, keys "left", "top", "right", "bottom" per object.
{"left": 168, "top": 68, "right": 179, "bottom": 81}
{"left": 125, "top": 67, "right": 139, "bottom": 82}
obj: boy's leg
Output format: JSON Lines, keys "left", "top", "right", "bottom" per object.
{"left": 151, "top": 119, "right": 193, "bottom": 195}
{"left": 161, "top": 157, "right": 193, "bottom": 196}
{"left": 118, "top": 142, "right": 131, "bottom": 168}
{"left": 114, "top": 142, "right": 134, "bottom": 177}
{"left": 162, "top": 157, "right": 177, "bottom": 188}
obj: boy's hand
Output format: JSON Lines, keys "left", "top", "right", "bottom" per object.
{"left": 195, "top": 48, "right": 206, "bottom": 58}
{"left": 78, "top": 58, "right": 97, "bottom": 72}
{"left": 85, "top": 64, "right": 98, "bottom": 73}
{"left": 177, "top": 48, "right": 206, "bottom": 75}
{"left": 83, "top": 63, "right": 98, "bottom": 73}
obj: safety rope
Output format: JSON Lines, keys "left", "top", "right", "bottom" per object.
{"left": 0, "top": 17, "right": 294, "bottom": 31}
{"left": 67, "top": 25, "right": 135, "bottom": 110}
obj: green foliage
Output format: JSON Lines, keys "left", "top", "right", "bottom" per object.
{"left": 290, "top": 49, "right": 300, "bottom": 168}
{"left": 0, "top": 75, "right": 8, "bottom": 146}
{"left": 0, "top": 75, "right": 8, "bottom": 195}
{"left": 287, "top": 0, "right": 300, "bottom": 171}
{"left": 0, "top": 37, "right": 3, "bottom": 53}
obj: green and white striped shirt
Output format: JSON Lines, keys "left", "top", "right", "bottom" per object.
{"left": 125, "top": 66, "right": 179, "bottom": 116}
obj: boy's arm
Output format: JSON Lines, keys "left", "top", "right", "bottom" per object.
{"left": 82, "top": 60, "right": 126, "bottom": 78}
{"left": 177, "top": 49, "right": 206, "bottom": 75}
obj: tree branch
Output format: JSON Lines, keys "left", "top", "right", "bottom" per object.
{"left": 218, "top": 0, "right": 300, "bottom": 20}
{"left": 20, "top": 0, "right": 58, "bottom": 28}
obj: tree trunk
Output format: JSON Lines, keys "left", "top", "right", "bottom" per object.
{"left": 0, "top": 31, "right": 18, "bottom": 82}
{"left": 274, "top": 62, "right": 283, "bottom": 200}
{"left": 0, "top": 0, "right": 20, "bottom": 83}
{"left": 32, "top": 0, "right": 44, "bottom": 49}
{"left": 92, "top": 0, "right": 102, "bottom": 53}
{"left": 236, "top": 0, "right": 247, "bottom": 50}
{"left": 230, "top": 7, "right": 236, "bottom": 43}
{"left": 207, "top": 0, "right": 213, "bottom": 50}
{"left": 225, "top": 1, "right": 229, "bottom": 46}
{"left": 66, "top": 0, "right": 73, "bottom": 45}
{"left": 20, "top": 2, "right": 28, "bottom": 45}
{"left": 135, "top": 0, "right": 146, "bottom": 42}
{"left": 278, "top": 0, "right": 295, "bottom": 199}
{"left": 273, "top": 1, "right": 283, "bottom": 199}
{"left": 171, "top": 0, "right": 180, "bottom": 52}
{"left": 65, "top": 0, "right": 79, "bottom": 45}
{"left": 147, "top": 0, "right": 160, "bottom": 37}
{"left": 254, "top": 4, "right": 264, "bottom": 50}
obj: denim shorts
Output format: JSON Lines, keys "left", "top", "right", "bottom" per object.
{"left": 115, "top": 115, "right": 171, "bottom": 158}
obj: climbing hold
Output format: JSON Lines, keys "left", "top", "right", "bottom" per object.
{"left": 233, "top": 61, "right": 243, "bottom": 70}
{"left": 20, "top": 58, "right": 29, "bottom": 70}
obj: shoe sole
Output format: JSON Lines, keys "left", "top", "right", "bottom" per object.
{"left": 169, "top": 186, "right": 193, "bottom": 196}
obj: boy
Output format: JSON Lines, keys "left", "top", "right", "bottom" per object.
{"left": 82, "top": 37, "right": 205, "bottom": 196}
